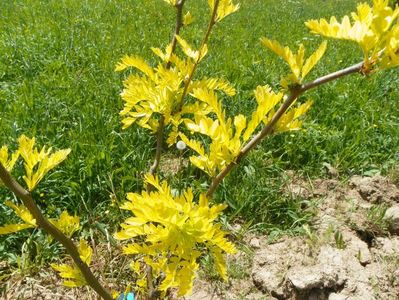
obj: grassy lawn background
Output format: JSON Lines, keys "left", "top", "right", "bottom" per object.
{"left": 0, "top": 0, "right": 398, "bottom": 264}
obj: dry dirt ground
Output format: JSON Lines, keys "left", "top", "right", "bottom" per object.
{"left": 1, "top": 174, "right": 399, "bottom": 300}
{"left": 187, "top": 174, "right": 399, "bottom": 300}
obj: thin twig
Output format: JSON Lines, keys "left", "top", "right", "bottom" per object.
{"left": 148, "top": 115, "right": 166, "bottom": 177}
{"left": 206, "top": 61, "right": 364, "bottom": 198}
{"left": 166, "top": 0, "right": 186, "bottom": 69}
{"left": 147, "top": 0, "right": 187, "bottom": 182}
{"left": 145, "top": 2, "right": 187, "bottom": 299}
{"left": 175, "top": 0, "right": 220, "bottom": 112}
{"left": 0, "top": 163, "right": 113, "bottom": 300}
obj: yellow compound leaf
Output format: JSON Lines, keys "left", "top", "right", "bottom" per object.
{"left": 163, "top": 0, "right": 177, "bottom": 6}
{"left": 175, "top": 35, "right": 208, "bottom": 62}
{"left": 151, "top": 43, "right": 173, "bottom": 62}
{"left": 143, "top": 173, "right": 164, "bottom": 192}
{"left": 261, "top": 38, "right": 299, "bottom": 79}
{"left": 116, "top": 176, "right": 236, "bottom": 296}
{"left": 183, "top": 11, "right": 194, "bottom": 26}
{"left": 130, "top": 261, "right": 142, "bottom": 274}
{"left": 4, "top": 200, "right": 36, "bottom": 225}
{"left": 78, "top": 239, "right": 93, "bottom": 265}
{"left": 243, "top": 85, "right": 283, "bottom": 141}
{"left": 51, "top": 239, "right": 93, "bottom": 288}
{"left": 302, "top": 41, "right": 328, "bottom": 78}
{"left": 189, "top": 77, "right": 236, "bottom": 96}
{"left": 179, "top": 134, "right": 206, "bottom": 156}
{"left": 0, "top": 146, "right": 19, "bottom": 173}
{"left": 294, "top": 99, "right": 313, "bottom": 119}
{"left": 276, "top": 99, "right": 313, "bottom": 132}
{"left": 0, "top": 223, "right": 35, "bottom": 235}
{"left": 0, "top": 201, "right": 36, "bottom": 235}
{"left": 305, "top": 1, "right": 399, "bottom": 69}
{"left": 233, "top": 114, "right": 247, "bottom": 142}
{"left": 115, "top": 55, "right": 156, "bottom": 80}
{"left": 191, "top": 88, "right": 225, "bottom": 122}
{"left": 51, "top": 264, "right": 86, "bottom": 287}
{"left": 18, "top": 135, "right": 71, "bottom": 191}
{"left": 210, "top": 247, "right": 228, "bottom": 280}
{"left": 261, "top": 39, "right": 327, "bottom": 83}
{"left": 50, "top": 211, "right": 80, "bottom": 238}
{"left": 208, "top": 0, "right": 240, "bottom": 22}
{"left": 176, "top": 264, "right": 195, "bottom": 296}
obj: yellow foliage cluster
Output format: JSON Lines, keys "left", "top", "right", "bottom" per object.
{"left": 18, "top": 135, "right": 71, "bottom": 191}
{"left": 163, "top": 0, "right": 239, "bottom": 23}
{"left": 0, "top": 201, "right": 36, "bottom": 234}
{"left": 261, "top": 39, "right": 327, "bottom": 88}
{"left": 174, "top": 86, "right": 312, "bottom": 176}
{"left": 50, "top": 211, "right": 80, "bottom": 238}
{"left": 2, "top": 1, "right": 398, "bottom": 298}
{"left": 306, "top": 0, "right": 399, "bottom": 70}
{"left": 0, "top": 146, "right": 19, "bottom": 173}
{"left": 0, "top": 134, "right": 82, "bottom": 286}
{"left": 51, "top": 240, "right": 93, "bottom": 287}
{"left": 115, "top": 174, "right": 236, "bottom": 297}
{"left": 115, "top": 37, "right": 235, "bottom": 133}
{"left": 208, "top": 0, "right": 240, "bottom": 22}
{"left": 0, "top": 136, "right": 78, "bottom": 238}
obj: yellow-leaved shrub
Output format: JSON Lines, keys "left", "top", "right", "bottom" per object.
{"left": 115, "top": 174, "right": 236, "bottom": 297}
{"left": 51, "top": 239, "right": 93, "bottom": 287}
{"left": 305, "top": 0, "right": 399, "bottom": 71}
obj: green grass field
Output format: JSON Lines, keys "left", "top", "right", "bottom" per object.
{"left": 1, "top": 0, "right": 398, "bottom": 270}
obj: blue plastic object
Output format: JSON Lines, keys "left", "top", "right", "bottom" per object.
{"left": 117, "top": 292, "right": 135, "bottom": 300}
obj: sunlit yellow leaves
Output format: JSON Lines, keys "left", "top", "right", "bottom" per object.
{"left": 0, "top": 201, "right": 36, "bottom": 235}
{"left": 51, "top": 240, "right": 93, "bottom": 287}
{"left": 261, "top": 38, "right": 327, "bottom": 87}
{"left": 0, "top": 146, "right": 19, "bottom": 173}
{"left": 180, "top": 88, "right": 243, "bottom": 176}
{"left": 115, "top": 55, "right": 155, "bottom": 79}
{"left": 5, "top": 201, "right": 35, "bottom": 225}
{"left": 305, "top": 0, "right": 399, "bottom": 69}
{"left": 78, "top": 239, "right": 93, "bottom": 265}
{"left": 190, "top": 77, "right": 236, "bottom": 97}
{"left": 52, "top": 261, "right": 84, "bottom": 287}
{"left": 50, "top": 211, "right": 80, "bottom": 238}
{"left": 18, "top": 135, "right": 70, "bottom": 191}
{"left": 275, "top": 99, "right": 313, "bottom": 132}
{"left": 163, "top": 0, "right": 177, "bottom": 6}
{"left": 151, "top": 43, "right": 173, "bottom": 62}
{"left": 302, "top": 41, "right": 328, "bottom": 78}
{"left": 208, "top": 0, "right": 240, "bottom": 22}
{"left": 183, "top": 11, "right": 194, "bottom": 26}
{"left": 115, "top": 175, "right": 236, "bottom": 296}
{"left": 381, "top": 25, "right": 399, "bottom": 67}
{"left": 117, "top": 42, "right": 235, "bottom": 133}
{"left": 191, "top": 88, "right": 225, "bottom": 122}
{"left": 0, "top": 223, "right": 34, "bottom": 235}
{"left": 243, "top": 85, "right": 284, "bottom": 141}
{"left": 176, "top": 35, "right": 208, "bottom": 62}
{"left": 178, "top": 84, "right": 312, "bottom": 176}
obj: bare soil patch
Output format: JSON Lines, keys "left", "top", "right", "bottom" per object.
{"left": 188, "top": 174, "right": 399, "bottom": 300}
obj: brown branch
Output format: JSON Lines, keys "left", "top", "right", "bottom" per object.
{"left": 206, "top": 61, "right": 364, "bottom": 198}
{"left": 166, "top": 0, "right": 186, "bottom": 69}
{"left": 0, "top": 163, "right": 113, "bottom": 300}
{"left": 145, "top": 2, "right": 187, "bottom": 299}
{"left": 175, "top": 0, "right": 220, "bottom": 112}
{"left": 147, "top": 0, "right": 187, "bottom": 183}
{"left": 148, "top": 115, "right": 165, "bottom": 177}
